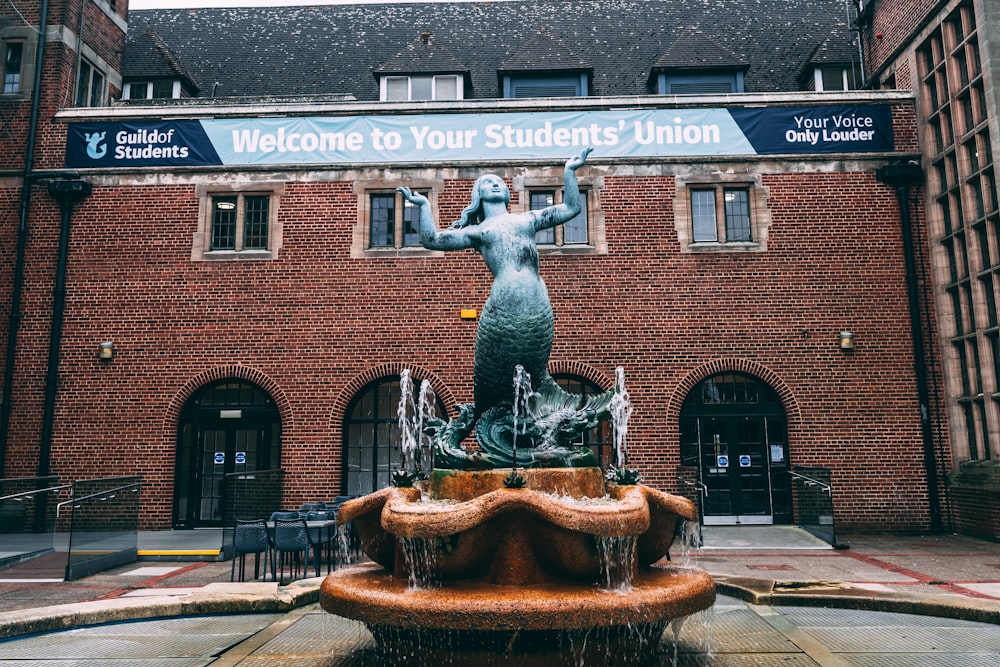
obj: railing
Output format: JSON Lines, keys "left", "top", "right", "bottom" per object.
{"left": 59, "top": 476, "right": 142, "bottom": 581}
{"left": 221, "top": 468, "right": 284, "bottom": 559}
{"left": 791, "top": 466, "right": 840, "bottom": 547}
{"left": 0, "top": 477, "right": 71, "bottom": 570}
{"left": 677, "top": 467, "right": 708, "bottom": 549}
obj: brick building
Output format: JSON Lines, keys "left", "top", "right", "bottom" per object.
{"left": 0, "top": 0, "right": 962, "bottom": 534}
{"left": 861, "top": 0, "right": 1000, "bottom": 538}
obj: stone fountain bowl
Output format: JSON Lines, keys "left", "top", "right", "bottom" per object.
{"left": 335, "top": 467, "right": 700, "bottom": 585}
{"left": 321, "top": 468, "right": 715, "bottom": 666}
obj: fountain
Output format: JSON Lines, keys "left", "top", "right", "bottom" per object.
{"left": 320, "top": 149, "right": 715, "bottom": 666}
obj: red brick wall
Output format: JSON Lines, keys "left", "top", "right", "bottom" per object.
{"left": 0, "top": 0, "right": 125, "bottom": 173}
{"left": 0, "top": 110, "right": 947, "bottom": 532}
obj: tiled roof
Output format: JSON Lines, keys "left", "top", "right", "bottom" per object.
{"left": 808, "top": 22, "right": 859, "bottom": 64}
{"left": 651, "top": 27, "right": 748, "bottom": 71}
{"left": 123, "top": 27, "right": 200, "bottom": 93}
{"left": 376, "top": 31, "right": 469, "bottom": 75}
{"left": 500, "top": 29, "right": 591, "bottom": 73}
{"left": 125, "top": 0, "right": 857, "bottom": 100}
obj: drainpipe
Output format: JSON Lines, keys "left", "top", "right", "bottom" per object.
{"left": 875, "top": 160, "right": 943, "bottom": 532}
{"left": 1, "top": 0, "right": 50, "bottom": 476}
{"left": 37, "top": 177, "right": 92, "bottom": 485}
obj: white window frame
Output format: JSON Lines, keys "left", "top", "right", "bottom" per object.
{"left": 192, "top": 183, "right": 284, "bottom": 261}
{"left": 813, "top": 66, "right": 860, "bottom": 91}
{"left": 124, "top": 80, "right": 180, "bottom": 100}
{"left": 380, "top": 75, "right": 463, "bottom": 102}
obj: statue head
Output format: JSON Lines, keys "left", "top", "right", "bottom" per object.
{"left": 453, "top": 174, "right": 509, "bottom": 228}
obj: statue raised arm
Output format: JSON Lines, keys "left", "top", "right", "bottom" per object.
{"left": 397, "top": 149, "right": 608, "bottom": 469}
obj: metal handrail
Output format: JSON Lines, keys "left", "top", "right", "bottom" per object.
{"left": 56, "top": 481, "right": 141, "bottom": 517}
{"left": 0, "top": 484, "right": 72, "bottom": 502}
{"left": 789, "top": 470, "right": 832, "bottom": 496}
{"left": 677, "top": 477, "right": 708, "bottom": 495}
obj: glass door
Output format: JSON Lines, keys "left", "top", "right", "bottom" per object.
{"left": 679, "top": 373, "right": 790, "bottom": 526}
{"left": 174, "top": 380, "right": 281, "bottom": 528}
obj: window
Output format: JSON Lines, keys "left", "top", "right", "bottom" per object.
{"left": 369, "top": 190, "right": 425, "bottom": 248}
{"left": 193, "top": 184, "right": 284, "bottom": 261}
{"left": 504, "top": 73, "right": 587, "bottom": 98}
{"left": 552, "top": 375, "right": 612, "bottom": 468}
{"left": 656, "top": 72, "right": 744, "bottom": 95}
{"left": 125, "top": 80, "right": 177, "bottom": 100}
{"left": 676, "top": 175, "right": 770, "bottom": 252}
{"left": 3, "top": 41, "right": 23, "bottom": 93}
{"left": 814, "top": 66, "right": 861, "bottom": 91}
{"left": 918, "top": 1, "right": 996, "bottom": 461}
{"left": 691, "top": 187, "right": 752, "bottom": 242}
{"left": 210, "top": 194, "right": 270, "bottom": 251}
{"left": 342, "top": 376, "right": 446, "bottom": 496}
{"left": 382, "top": 75, "right": 461, "bottom": 101}
{"left": 75, "top": 59, "right": 106, "bottom": 107}
{"left": 354, "top": 181, "right": 442, "bottom": 257}
{"left": 528, "top": 189, "right": 590, "bottom": 247}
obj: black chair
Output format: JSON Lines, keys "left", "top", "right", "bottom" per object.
{"left": 231, "top": 519, "right": 269, "bottom": 582}
{"left": 305, "top": 510, "right": 338, "bottom": 573}
{"left": 272, "top": 517, "right": 317, "bottom": 583}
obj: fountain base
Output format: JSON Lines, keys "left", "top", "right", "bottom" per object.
{"left": 321, "top": 562, "right": 715, "bottom": 666}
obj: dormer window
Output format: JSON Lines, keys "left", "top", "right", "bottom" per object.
{"left": 655, "top": 72, "right": 744, "bottom": 95}
{"left": 125, "top": 80, "right": 180, "bottom": 100}
{"left": 812, "top": 66, "right": 861, "bottom": 91}
{"left": 376, "top": 31, "right": 470, "bottom": 103}
{"left": 381, "top": 75, "right": 462, "bottom": 102}
{"left": 649, "top": 27, "right": 748, "bottom": 96}
{"left": 499, "top": 29, "right": 592, "bottom": 99}
{"left": 503, "top": 73, "right": 588, "bottom": 98}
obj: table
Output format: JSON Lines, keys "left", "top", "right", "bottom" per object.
{"left": 266, "top": 519, "right": 337, "bottom": 581}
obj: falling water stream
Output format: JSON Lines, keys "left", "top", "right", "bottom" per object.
{"left": 512, "top": 365, "right": 536, "bottom": 469}
{"left": 610, "top": 366, "right": 633, "bottom": 469}
{"left": 398, "top": 370, "right": 419, "bottom": 475}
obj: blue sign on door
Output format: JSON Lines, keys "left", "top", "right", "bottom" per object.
{"left": 717, "top": 455, "right": 729, "bottom": 468}
{"left": 213, "top": 452, "right": 225, "bottom": 465}
{"left": 739, "top": 455, "right": 752, "bottom": 468}
{"left": 235, "top": 452, "right": 246, "bottom": 465}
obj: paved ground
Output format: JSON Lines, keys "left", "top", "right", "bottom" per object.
{"left": 0, "top": 527, "right": 997, "bottom": 665}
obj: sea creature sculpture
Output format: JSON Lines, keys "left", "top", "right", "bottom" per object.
{"left": 398, "top": 149, "right": 612, "bottom": 469}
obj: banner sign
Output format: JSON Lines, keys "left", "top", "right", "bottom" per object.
{"left": 65, "top": 105, "right": 894, "bottom": 168}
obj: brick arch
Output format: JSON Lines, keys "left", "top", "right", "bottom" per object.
{"left": 162, "top": 366, "right": 294, "bottom": 444}
{"left": 329, "top": 363, "right": 459, "bottom": 452}
{"left": 548, "top": 360, "right": 615, "bottom": 391}
{"left": 667, "top": 358, "right": 802, "bottom": 427}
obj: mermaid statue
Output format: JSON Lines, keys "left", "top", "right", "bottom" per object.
{"left": 398, "top": 148, "right": 613, "bottom": 470}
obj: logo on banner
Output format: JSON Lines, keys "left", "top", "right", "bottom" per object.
{"left": 84, "top": 131, "right": 107, "bottom": 159}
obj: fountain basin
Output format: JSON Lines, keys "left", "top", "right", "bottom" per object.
{"left": 336, "top": 468, "right": 702, "bottom": 584}
{"left": 322, "top": 562, "right": 715, "bottom": 630}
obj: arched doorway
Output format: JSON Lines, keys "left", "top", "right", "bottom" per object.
{"left": 552, "top": 374, "right": 613, "bottom": 468}
{"left": 679, "top": 373, "right": 791, "bottom": 525}
{"left": 174, "top": 380, "right": 282, "bottom": 528}
{"left": 341, "top": 376, "right": 447, "bottom": 497}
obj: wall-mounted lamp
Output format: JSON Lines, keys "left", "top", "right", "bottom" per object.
{"left": 98, "top": 342, "right": 115, "bottom": 362}
{"left": 839, "top": 331, "right": 855, "bottom": 352}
